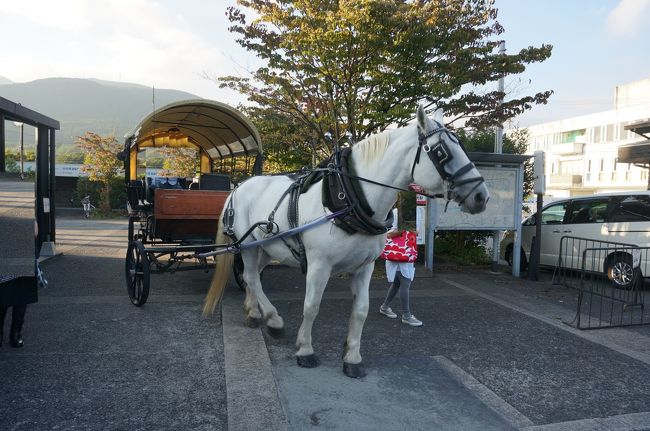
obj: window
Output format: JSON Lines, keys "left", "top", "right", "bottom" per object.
{"left": 610, "top": 196, "right": 650, "bottom": 222}
{"left": 606, "top": 124, "right": 614, "bottom": 141}
{"left": 567, "top": 199, "right": 609, "bottom": 224}
{"left": 540, "top": 202, "right": 568, "bottom": 225}
{"left": 587, "top": 160, "right": 592, "bottom": 173}
{"left": 593, "top": 127, "right": 601, "bottom": 143}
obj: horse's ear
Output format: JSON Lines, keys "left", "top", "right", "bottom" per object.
{"left": 417, "top": 104, "right": 428, "bottom": 131}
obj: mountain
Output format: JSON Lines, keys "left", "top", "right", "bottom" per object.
{"left": 0, "top": 76, "right": 13, "bottom": 85}
{"left": 0, "top": 77, "right": 200, "bottom": 148}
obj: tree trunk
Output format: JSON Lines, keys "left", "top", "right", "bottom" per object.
{"left": 101, "top": 182, "right": 111, "bottom": 215}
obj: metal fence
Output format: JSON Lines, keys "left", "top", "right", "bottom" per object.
{"left": 552, "top": 236, "right": 649, "bottom": 330}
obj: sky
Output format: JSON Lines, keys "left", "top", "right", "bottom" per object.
{"left": 1, "top": 0, "right": 649, "bottom": 128}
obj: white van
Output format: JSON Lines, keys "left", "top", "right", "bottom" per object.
{"left": 501, "top": 192, "right": 650, "bottom": 286}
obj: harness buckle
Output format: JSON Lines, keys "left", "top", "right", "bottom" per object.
{"left": 431, "top": 143, "right": 450, "bottom": 164}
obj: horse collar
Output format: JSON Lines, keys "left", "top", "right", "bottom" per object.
{"left": 322, "top": 147, "right": 394, "bottom": 235}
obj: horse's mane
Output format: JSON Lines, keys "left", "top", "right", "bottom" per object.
{"left": 353, "top": 130, "right": 391, "bottom": 164}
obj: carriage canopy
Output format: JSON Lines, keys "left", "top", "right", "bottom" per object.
{"left": 123, "top": 99, "right": 263, "bottom": 180}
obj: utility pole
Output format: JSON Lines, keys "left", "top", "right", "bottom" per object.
{"left": 491, "top": 41, "right": 506, "bottom": 272}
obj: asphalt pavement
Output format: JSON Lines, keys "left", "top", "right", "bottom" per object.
{"left": 1, "top": 178, "right": 649, "bottom": 430}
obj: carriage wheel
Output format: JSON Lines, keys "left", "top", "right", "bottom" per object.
{"left": 126, "top": 241, "right": 151, "bottom": 306}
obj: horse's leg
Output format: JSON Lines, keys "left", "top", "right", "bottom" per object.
{"left": 241, "top": 249, "right": 263, "bottom": 327}
{"left": 295, "top": 263, "right": 331, "bottom": 368}
{"left": 342, "top": 262, "right": 374, "bottom": 378}
{"left": 241, "top": 250, "right": 284, "bottom": 335}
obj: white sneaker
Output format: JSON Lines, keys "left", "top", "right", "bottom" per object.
{"left": 401, "top": 314, "right": 423, "bottom": 327}
{"left": 379, "top": 305, "right": 397, "bottom": 319}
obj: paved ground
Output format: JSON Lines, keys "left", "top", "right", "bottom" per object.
{"left": 1, "top": 178, "right": 649, "bottom": 430}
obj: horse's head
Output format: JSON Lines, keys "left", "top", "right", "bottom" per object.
{"left": 411, "top": 106, "right": 489, "bottom": 215}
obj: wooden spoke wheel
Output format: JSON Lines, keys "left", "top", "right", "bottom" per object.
{"left": 126, "top": 241, "right": 151, "bottom": 306}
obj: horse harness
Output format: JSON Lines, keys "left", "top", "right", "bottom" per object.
{"left": 222, "top": 122, "right": 484, "bottom": 273}
{"left": 411, "top": 123, "right": 485, "bottom": 210}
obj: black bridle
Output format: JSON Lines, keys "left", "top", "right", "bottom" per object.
{"left": 410, "top": 123, "right": 485, "bottom": 208}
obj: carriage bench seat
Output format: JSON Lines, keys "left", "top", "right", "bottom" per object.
{"left": 153, "top": 189, "right": 229, "bottom": 242}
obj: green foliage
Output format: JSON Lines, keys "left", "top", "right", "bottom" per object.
{"left": 56, "top": 146, "right": 85, "bottom": 164}
{"left": 3, "top": 151, "right": 19, "bottom": 172}
{"left": 457, "top": 127, "right": 533, "bottom": 197}
{"left": 243, "top": 106, "right": 320, "bottom": 172}
{"left": 143, "top": 149, "right": 165, "bottom": 169}
{"left": 74, "top": 176, "right": 126, "bottom": 210}
{"left": 434, "top": 232, "right": 490, "bottom": 265}
{"left": 220, "top": 0, "right": 552, "bottom": 166}
{"left": 23, "top": 150, "right": 36, "bottom": 162}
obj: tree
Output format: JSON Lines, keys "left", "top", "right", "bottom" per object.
{"left": 457, "top": 127, "right": 533, "bottom": 197}
{"left": 76, "top": 132, "right": 122, "bottom": 215}
{"left": 159, "top": 147, "right": 198, "bottom": 178}
{"left": 219, "top": 0, "right": 552, "bottom": 163}
{"left": 244, "top": 105, "right": 322, "bottom": 172}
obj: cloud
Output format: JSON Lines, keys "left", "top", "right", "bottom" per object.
{"left": 606, "top": 0, "right": 650, "bottom": 37}
{"left": 0, "top": 0, "right": 238, "bottom": 99}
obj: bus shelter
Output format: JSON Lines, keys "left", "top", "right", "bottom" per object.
{"left": 0, "top": 96, "right": 59, "bottom": 257}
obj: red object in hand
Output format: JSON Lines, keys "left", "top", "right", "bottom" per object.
{"left": 381, "top": 231, "right": 418, "bottom": 262}
{"left": 408, "top": 183, "right": 426, "bottom": 194}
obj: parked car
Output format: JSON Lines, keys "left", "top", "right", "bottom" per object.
{"left": 501, "top": 192, "right": 650, "bottom": 286}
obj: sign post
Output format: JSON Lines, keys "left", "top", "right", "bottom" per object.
{"left": 528, "top": 151, "right": 545, "bottom": 281}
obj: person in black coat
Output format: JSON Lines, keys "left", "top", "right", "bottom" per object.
{"left": 0, "top": 274, "right": 37, "bottom": 348}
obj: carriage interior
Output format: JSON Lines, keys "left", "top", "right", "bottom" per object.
{"left": 122, "top": 100, "right": 262, "bottom": 243}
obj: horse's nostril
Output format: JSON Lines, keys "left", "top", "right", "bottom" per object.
{"left": 475, "top": 192, "right": 484, "bottom": 204}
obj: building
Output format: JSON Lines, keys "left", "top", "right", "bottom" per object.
{"left": 525, "top": 78, "right": 650, "bottom": 198}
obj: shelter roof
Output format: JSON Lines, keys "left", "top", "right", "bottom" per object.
{"left": 625, "top": 119, "right": 650, "bottom": 138}
{"left": 618, "top": 141, "right": 650, "bottom": 164}
{"left": 0, "top": 96, "right": 60, "bottom": 129}
{"left": 126, "top": 99, "right": 262, "bottom": 161}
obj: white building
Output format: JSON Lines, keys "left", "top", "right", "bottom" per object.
{"left": 525, "top": 78, "right": 650, "bottom": 198}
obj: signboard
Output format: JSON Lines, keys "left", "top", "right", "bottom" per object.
{"left": 435, "top": 166, "right": 519, "bottom": 230}
{"left": 415, "top": 206, "right": 426, "bottom": 244}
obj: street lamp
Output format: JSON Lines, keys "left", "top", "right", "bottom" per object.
{"left": 12, "top": 121, "right": 24, "bottom": 179}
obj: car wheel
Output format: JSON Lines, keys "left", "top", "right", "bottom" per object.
{"left": 606, "top": 253, "right": 635, "bottom": 289}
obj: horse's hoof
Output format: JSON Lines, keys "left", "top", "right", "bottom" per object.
{"left": 266, "top": 325, "right": 285, "bottom": 339}
{"left": 244, "top": 316, "right": 261, "bottom": 328}
{"left": 343, "top": 362, "right": 367, "bottom": 378}
{"left": 296, "top": 354, "right": 320, "bottom": 368}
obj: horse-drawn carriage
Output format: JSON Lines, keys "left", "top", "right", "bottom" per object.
{"left": 120, "top": 100, "right": 262, "bottom": 306}
{"left": 121, "top": 101, "right": 489, "bottom": 378}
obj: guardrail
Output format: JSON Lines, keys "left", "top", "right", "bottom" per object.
{"left": 552, "top": 236, "right": 649, "bottom": 330}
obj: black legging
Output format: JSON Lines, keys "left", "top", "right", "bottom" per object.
{"left": 382, "top": 271, "right": 411, "bottom": 317}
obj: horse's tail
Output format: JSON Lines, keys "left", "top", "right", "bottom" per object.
{"left": 202, "top": 205, "right": 235, "bottom": 316}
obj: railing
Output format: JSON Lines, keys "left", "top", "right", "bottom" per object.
{"left": 552, "top": 236, "right": 649, "bottom": 330}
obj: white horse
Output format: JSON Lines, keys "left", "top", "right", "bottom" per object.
{"left": 204, "top": 106, "right": 489, "bottom": 378}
